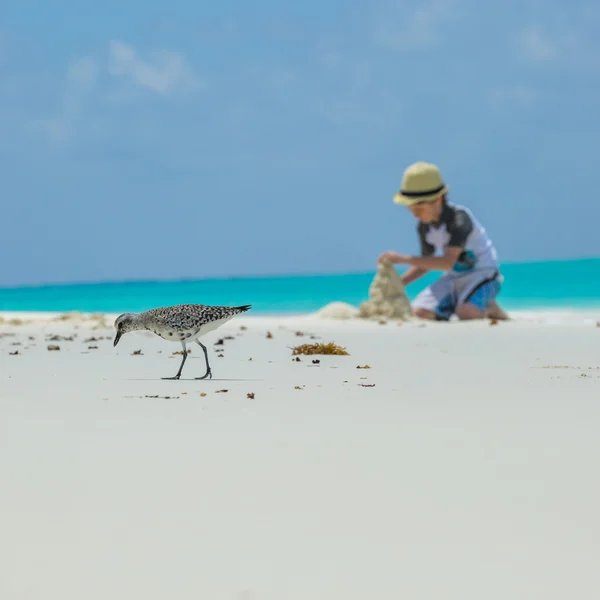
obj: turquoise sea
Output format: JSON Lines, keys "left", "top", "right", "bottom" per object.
{"left": 0, "top": 258, "right": 599, "bottom": 315}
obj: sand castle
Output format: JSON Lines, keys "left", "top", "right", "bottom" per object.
{"left": 357, "top": 260, "right": 413, "bottom": 320}
{"left": 316, "top": 261, "right": 413, "bottom": 321}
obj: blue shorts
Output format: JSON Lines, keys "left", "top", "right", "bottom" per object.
{"left": 413, "top": 271, "right": 502, "bottom": 321}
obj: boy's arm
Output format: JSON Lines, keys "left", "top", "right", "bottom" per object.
{"left": 379, "top": 224, "right": 435, "bottom": 282}
{"left": 404, "top": 247, "right": 462, "bottom": 271}
{"left": 401, "top": 265, "right": 428, "bottom": 285}
{"left": 402, "top": 223, "right": 435, "bottom": 282}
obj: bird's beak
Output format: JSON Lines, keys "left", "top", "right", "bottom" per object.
{"left": 113, "top": 331, "right": 122, "bottom": 347}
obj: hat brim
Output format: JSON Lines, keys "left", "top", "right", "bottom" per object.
{"left": 393, "top": 185, "right": 449, "bottom": 206}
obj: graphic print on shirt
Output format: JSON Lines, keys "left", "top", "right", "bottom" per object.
{"left": 417, "top": 202, "right": 498, "bottom": 274}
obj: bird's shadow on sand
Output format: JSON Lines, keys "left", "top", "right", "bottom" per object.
{"left": 125, "top": 378, "right": 264, "bottom": 382}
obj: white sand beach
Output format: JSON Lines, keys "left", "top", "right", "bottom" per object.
{"left": 1, "top": 309, "right": 600, "bottom": 599}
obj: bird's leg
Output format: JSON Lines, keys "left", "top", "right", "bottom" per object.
{"left": 195, "top": 341, "right": 212, "bottom": 380}
{"left": 162, "top": 341, "right": 188, "bottom": 380}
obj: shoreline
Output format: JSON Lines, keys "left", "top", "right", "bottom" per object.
{"left": 1, "top": 306, "right": 600, "bottom": 327}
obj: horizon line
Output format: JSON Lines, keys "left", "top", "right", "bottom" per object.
{"left": 1, "top": 255, "right": 599, "bottom": 291}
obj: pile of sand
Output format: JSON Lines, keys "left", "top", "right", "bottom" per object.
{"left": 316, "top": 262, "right": 413, "bottom": 321}
{"left": 314, "top": 301, "right": 360, "bottom": 320}
{"left": 358, "top": 261, "right": 413, "bottom": 320}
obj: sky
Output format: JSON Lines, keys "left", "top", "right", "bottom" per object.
{"left": 1, "top": 0, "right": 599, "bottom": 287}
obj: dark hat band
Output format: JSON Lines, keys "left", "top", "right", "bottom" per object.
{"left": 399, "top": 184, "right": 446, "bottom": 198}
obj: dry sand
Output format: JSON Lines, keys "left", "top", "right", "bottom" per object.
{"left": 1, "top": 310, "right": 600, "bottom": 599}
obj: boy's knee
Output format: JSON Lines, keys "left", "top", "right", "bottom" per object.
{"left": 455, "top": 302, "right": 484, "bottom": 320}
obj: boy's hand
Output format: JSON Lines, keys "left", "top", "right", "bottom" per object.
{"left": 377, "top": 251, "right": 412, "bottom": 264}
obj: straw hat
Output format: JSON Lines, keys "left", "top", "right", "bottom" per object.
{"left": 393, "top": 162, "right": 449, "bottom": 206}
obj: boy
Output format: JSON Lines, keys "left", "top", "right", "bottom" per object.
{"left": 378, "top": 161, "right": 507, "bottom": 321}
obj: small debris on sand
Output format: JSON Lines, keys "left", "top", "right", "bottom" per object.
{"left": 47, "top": 334, "right": 74, "bottom": 342}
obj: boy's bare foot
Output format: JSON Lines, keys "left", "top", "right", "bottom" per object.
{"left": 486, "top": 300, "right": 509, "bottom": 320}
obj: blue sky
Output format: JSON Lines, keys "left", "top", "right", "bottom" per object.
{"left": 1, "top": 0, "right": 599, "bottom": 286}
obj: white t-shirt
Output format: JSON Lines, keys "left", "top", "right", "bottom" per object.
{"left": 417, "top": 201, "right": 501, "bottom": 279}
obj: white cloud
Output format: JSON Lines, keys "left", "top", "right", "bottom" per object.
{"left": 519, "top": 26, "right": 557, "bottom": 61}
{"left": 372, "top": 0, "right": 453, "bottom": 50}
{"left": 517, "top": 20, "right": 600, "bottom": 72}
{"left": 67, "top": 55, "right": 97, "bottom": 88}
{"left": 108, "top": 40, "right": 199, "bottom": 94}
{"left": 28, "top": 41, "right": 199, "bottom": 145}
{"left": 35, "top": 56, "right": 98, "bottom": 142}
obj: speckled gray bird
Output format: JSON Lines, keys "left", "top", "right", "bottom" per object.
{"left": 113, "top": 303, "right": 251, "bottom": 380}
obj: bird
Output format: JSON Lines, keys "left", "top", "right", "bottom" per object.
{"left": 113, "top": 303, "right": 251, "bottom": 380}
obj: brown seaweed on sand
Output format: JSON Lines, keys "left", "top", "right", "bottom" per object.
{"left": 291, "top": 342, "right": 349, "bottom": 356}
